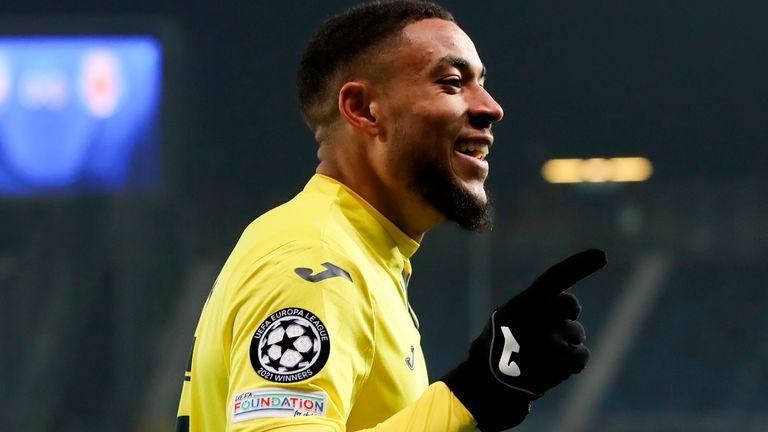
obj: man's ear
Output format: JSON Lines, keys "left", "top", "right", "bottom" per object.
{"left": 338, "top": 81, "right": 378, "bottom": 137}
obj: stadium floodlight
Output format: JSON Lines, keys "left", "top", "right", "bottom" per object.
{"left": 542, "top": 157, "right": 653, "bottom": 184}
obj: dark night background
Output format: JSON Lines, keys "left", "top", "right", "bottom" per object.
{"left": 1, "top": 1, "right": 767, "bottom": 431}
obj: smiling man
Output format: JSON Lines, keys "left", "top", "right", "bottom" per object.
{"left": 177, "top": 1, "right": 605, "bottom": 431}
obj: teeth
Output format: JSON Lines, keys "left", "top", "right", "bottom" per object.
{"left": 456, "top": 142, "right": 489, "bottom": 160}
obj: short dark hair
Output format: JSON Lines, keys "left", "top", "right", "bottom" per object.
{"left": 297, "top": 0, "right": 454, "bottom": 135}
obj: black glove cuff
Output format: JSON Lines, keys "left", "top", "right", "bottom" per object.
{"left": 441, "top": 361, "right": 533, "bottom": 432}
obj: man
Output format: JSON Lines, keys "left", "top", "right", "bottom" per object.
{"left": 177, "top": 1, "right": 606, "bottom": 431}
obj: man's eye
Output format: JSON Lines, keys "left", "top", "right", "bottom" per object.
{"left": 439, "top": 77, "right": 462, "bottom": 88}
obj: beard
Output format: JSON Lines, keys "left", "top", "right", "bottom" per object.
{"left": 409, "top": 157, "right": 494, "bottom": 232}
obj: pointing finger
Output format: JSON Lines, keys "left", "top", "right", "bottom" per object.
{"left": 523, "top": 249, "right": 606, "bottom": 301}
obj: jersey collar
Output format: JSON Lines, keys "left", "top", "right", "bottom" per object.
{"left": 306, "top": 174, "right": 420, "bottom": 259}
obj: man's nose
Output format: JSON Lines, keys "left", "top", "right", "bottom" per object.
{"left": 468, "top": 86, "right": 504, "bottom": 130}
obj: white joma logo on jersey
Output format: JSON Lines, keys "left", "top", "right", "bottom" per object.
{"left": 498, "top": 326, "right": 521, "bottom": 377}
{"left": 405, "top": 345, "right": 415, "bottom": 370}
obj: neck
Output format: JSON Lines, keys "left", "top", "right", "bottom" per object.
{"left": 316, "top": 138, "right": 442, "bottom": 241}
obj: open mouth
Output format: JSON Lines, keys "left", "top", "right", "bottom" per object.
{"left": 455, "top": 142, "right": 489, "bottom": 160}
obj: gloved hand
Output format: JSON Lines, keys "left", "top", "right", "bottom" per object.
{"left": 441, "top": 249, "right": 606, "bottom": 431}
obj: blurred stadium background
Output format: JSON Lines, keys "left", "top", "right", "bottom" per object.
{"left": 1, "top": 1, "right": 766, "bottom": 431}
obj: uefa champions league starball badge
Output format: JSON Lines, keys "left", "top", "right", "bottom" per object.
{"left": 250, "top": 308, "right": 331, "bottom": 383}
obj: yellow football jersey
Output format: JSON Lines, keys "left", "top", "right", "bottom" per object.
{"left": 177, "top": 174, "right": 475, "bottom": 431}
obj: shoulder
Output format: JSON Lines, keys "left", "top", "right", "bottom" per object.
{"left": 235, "top": 183, "right": 357, "bottom": 261}
{"left": 223, "top": 186, "right": 374, "bottom": 291}
{"left": 212, "top": 180, "right": 384, "bottom": 326}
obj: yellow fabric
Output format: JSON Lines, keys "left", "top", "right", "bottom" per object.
{"left": 358, "top": 382, "right": 476, "bottom": 432}
{"left": 177, "top": 174, "right": 476, "bottom": 431}
{"left": 240, "top": 383, "right": 476, "bottom": 432}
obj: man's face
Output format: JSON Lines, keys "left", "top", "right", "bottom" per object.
{"left": 371, "top": 19, "right": 504, "bottom": 231}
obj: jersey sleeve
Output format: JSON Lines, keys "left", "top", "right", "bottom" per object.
{"left": 227, "top": 382, "right": 476, "bottom": 432}
{"left": 354, "top": 382, "right": 476, "bottom": 432}
{"left": 224, "top": 242, "right": 375, "bottom": 431}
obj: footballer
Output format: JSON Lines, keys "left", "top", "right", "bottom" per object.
{"left": 176, "top": 1, "right": 605, "bottom": 431}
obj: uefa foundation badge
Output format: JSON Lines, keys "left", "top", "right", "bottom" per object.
{"left": 232, "top": 388, "right": 328, "bottom": 421}
{"left": 250, "top": 308, "right": 330, "bottom": 383}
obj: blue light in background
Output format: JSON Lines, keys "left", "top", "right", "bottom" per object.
{"left": 0, "top": 36, "right": 162, "bottom": 197}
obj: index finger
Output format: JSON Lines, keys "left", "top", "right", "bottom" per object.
{"left": 523, "top": 249, "right": 607, "bottom": 301}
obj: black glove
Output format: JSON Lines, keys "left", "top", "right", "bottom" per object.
{"left": 441, "top": 249, "right": 606, "bottom": 431}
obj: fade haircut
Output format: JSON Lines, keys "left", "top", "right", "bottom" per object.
{"left": 297, "top": 0, "right": 454, "bottom": 139}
